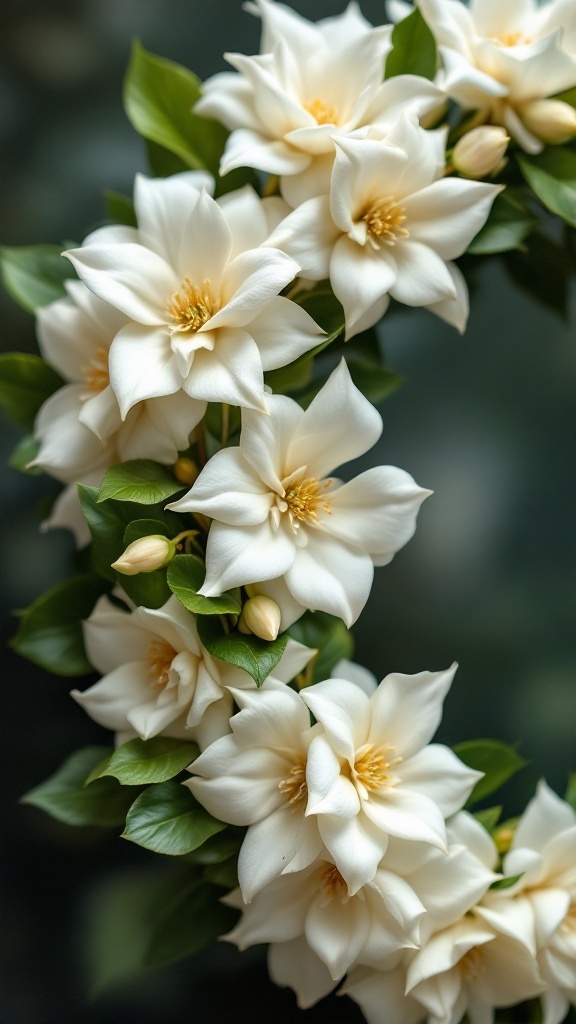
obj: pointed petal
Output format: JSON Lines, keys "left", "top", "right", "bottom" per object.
{"left": 330, "top": 235, "right": 396, "bottom": 339}
{"left": 249, "top": 295, "right": 324, "bottom": 371}
{"left": 108, "top": 323, "right": 181, "bottom": 417}
{"left": 286, "top": 531, "right": 374, "bottom": 627}
{"left": 398, "top": 744, "right": 483, "bottom": 817}
{"left": 240, "top": 393, "right": 303, "bottom": 492}
{"left": 133, "top": 171, "right": 212, "bottom": 268}
{"left": 168, "top": 446, "right": 271, "bottom": 525}
{"left": 368, "top": 665, "right": 457, "bottom": 760}
{"left": 200, "top": 520, "right": 295, "bottom": 595}
{"left": 184, "top": 328, "right": 267, "bottom": 411}
{"left": 389, "top": 240, "right": 457, "bottom": 307}
{"left": 65, "top": 243, "right": 177, "bottom": 325}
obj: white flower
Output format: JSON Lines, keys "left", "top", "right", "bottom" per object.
{"left": 196, "top": 0, "right": 443, "bottom": 207}
{"left": 418, "top": 0, "right": 576, "bottom": 153}
{"left": 64, "top": 173, "right": 323, "bottom": 414}
{"left": 299, "top": 666, "right": 481, "bottom": 893}
{"left": 479, "top": 780, "right": 576, "bottom": 1024}
{"left": 267, "top": 114, "right": 501, "bottom": 338}
{"left": 168, "top": 359, "right": 430, "bottom": 628}
{"left": 72, "top": 594, "right": 313, "bottom": 751}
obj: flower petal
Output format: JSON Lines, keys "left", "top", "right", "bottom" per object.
{"left": 241, "top": 393, "right": 303, "bottom": 492}
{"left": 200, "top": 519, "right": 296, "bottom": 595}
{"left": 133, "top": 171, "right": 212, "bottom": 268}
{"left": 389, "top": 240, "right": 457, "bottom": 307}
{"left": 403, "top": 178, "right": 502, "bottom": 261}
{"left": 65, "top": 243, "right": 177, "bottom": 325}
{"left": 238, "top": 809, "right": 322, "bottom": 903}
{"left": 330, "top": 235, "right": 397, "bottom": 339}
{"left": 212, "top": 248, "right": 300, "bottom": 331}
{"left": 286, "top": 530, "right": 374, "bottom": 627}
{"left": 368, "top": 665, "right": 457, "bottom": 760}
{"left": 318, "top": 811, "right": 389, "bottom": 894}
{"left": 168, "top": 446, "right": 272, "bottom": 525}
{"left": 397, "top": 744, "right": 482, "bottom": 817}
{"left": 249, "top": 295, "right": 325, "bottom": 371}
{"left": 108, "top": 323, "right": 181, "bottom": 417}
{"left": 183, "top": 327, "right": 268, "bottom": 411}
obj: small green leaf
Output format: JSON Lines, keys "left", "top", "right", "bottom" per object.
{"left": 490, "top": 874, "right": 524, "bottom": 891}
{"left": 0, "top": 353, "right": 63, "bottom": 430}
{"left": 21, "top": 746, "right": 134, "bottom": 827}
{"left": 474, "top": 806, "right": 502, "bottom": 833}
{"left": 565, "top": 773, "right": 576, "bottom": 812}
{"left": 122, "top": 780, "right": 226, "bottom": 855}
{"left": 167, "top": 554, "right": 241, "bottom": 616}
{"left": 103, "top": 189, "right": 137, "bottom": 227}
{"left": 385, "top": 8, "right": 437, "bottom": 81}
{"left": 0, "top": 244, "right": 76, "bottom": 314}
{"left": 294, "top": 287, "right": 345, "bottom": 345}
{"left": 288, "top": 611, "right": 354, "bottom": 684}
{"left": 468, "top": 188, "right": 538, "bottom": 255}
{"left": 197, "top": 615, "right": 288, "bottom": 687}
{"left": 348, "top": 360, "right": 404, "bottom": 405}
{"left": 518, "top": 149, "right": 576, "bottom": 228}
{"left": 454, "top": 739, "right": 528, "bottom": 806}
{"left": 264, "top": 356, "right": 314, "bottom": 395}
{"left": 8, "top": 434, "right": 42, "bottom": 475}
{"left": 98, "top": 460, "right": 184, "bottom": 505}
{"left": 186, "top": 827, "right": 244, "bottom": 866}
{"left": 11, "top": 574, "right": 111, "bottom": 676}
{"left": 95, "top": 737, "right": 199, "bottom": 786}
{"left": 555, "top": 86, "right": 576, "bottom": 109}
{"left": 146, "top": 877, "right": 238, "bottom": 968}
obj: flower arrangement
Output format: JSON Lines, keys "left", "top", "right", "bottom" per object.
{"left": 2, "top": 1, "right": 576, "bottom": 1021}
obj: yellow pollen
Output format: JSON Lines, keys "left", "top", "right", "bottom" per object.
{"left": 80, "top": 346, "right": 109, "bottom": 400}
{"left": 353, "top": 743, "right": 402, "bottom": 792}
{"left": 303, "top": 97, "right": 338, "bottom": 125}
{"left": 560, "top": 903, "right": 576, "bottom": 933}
{"left": 460, "top": 947, "right": 485, "bottom": 982}
{"left": 492, "top": 31, "right": 531, "bottom": 47}
{"left": 167, "top": 278, "right": 217, "bottom": 335}
{"left": 147, "top": 638, "right": 176, "bottom": 689}
{"left": 278, "top": 759, "right": 307, "bottom": 809}
{"left": 363, "top": 197, "right": 409, "bottom": 249}
{"left": 281, "top": 476, "right": 332, "bottom": 531}
{"left": 320, "top": 863, "right": 347, "bottom": 901}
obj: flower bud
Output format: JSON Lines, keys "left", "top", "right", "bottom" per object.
{"left": 519, "top": 99, "right": 576, "bottom": 144}
{"left": 174, "top": 457, "right": 199, "bottom": 486}
{"left": 112, "top": 535, "right": 175, "bottom": 576}
{"left": 452, "top": 126, "right": 509, "bottom": 178}
{"left": 237, "top": 595, "right": 282, "bottom": 641}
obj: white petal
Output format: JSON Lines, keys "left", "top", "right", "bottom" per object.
{"left": 427, "top": 261, "right": 469, "bottom": 334}
{"left": 117, "top": 391, "right": 205, "bottom": 464}
{"left": 397, "top": 744, "right": 482, "bottom": 816}
{"left": 304, "top": 681, "right": 370, "bottom": 760}
{"left": 221, "top": 128, "right": 311, "bottom": 176}
{"left": 83, "top": 596, "right": 151, "bottom": 673}
{"left": 368, "top": 664, "right": 457, "bottom": 761}
{"left": 404, "top": 178, "right": 502, "bottom": 261}
{"left": 238, "top": 810, "right": 321, "bottom": 902}
{"left": 364, "top": 787, "right": 448, "bottom": 850}
{"left": 286, "top": 531, "right": 374, "bottom": 627}
{"left": 268, "top": 937, "right": 336, "bottom": 1010}
{"left": 108, "top": 323, "right": 181, "bottom": 417}
{"left": 216, "top": 185, "right": 269, "bottom": 257}
{"left": 71, "top": 662, "right": 151, "bottom": 731}
{"left": 65, "top": 243, "right": 177, "bottom": 325}
{"left": 306, "top": 891, "right": 370, "bottom": 979}
{"left": 184, "top": 328, "right": 268, "bottom": 411}
{"left": 249, "top": 295, "right": 325, "bottom": 370}
{"left": 200, "top": 519, "right": 295, "bottom": 595}
{"left": 344, "top": 964, "right": 423, "bottom": 1024}
{"left": 133, "top": 172, "right": 212, "bottom": 268}
{"left": 318, "top": 811, "right": 389, "bottom": 894}
{"left": 514, "top": 780, "right": 576, "bottom": 854}
{"left": 389, "top": 240, "right": 457, "bottom": 307}
{"left": 330, "top": 234, "right": 397, "bottom": 340}
{"left": 169, "top": 446, "right": 271, "bottom": 525}
{"left": 177, "top": 188, "right": 232, "bottom": 287}
{"left": 240, "top": 393, "right": 303, "bottom": 492}
{"left": 213, "top": 248, "right": 300, "bottom": 330}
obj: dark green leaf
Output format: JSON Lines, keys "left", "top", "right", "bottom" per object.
{"left": 518, "top": 150, "right": 576, "bottom": 228}
{"left": 504, "top": 233, "right": 569, "bottom": 319}
{"left": 167, "top": 554, "right": 241, "bottom": 615}
{"left": 103, "top": 189, "right": 137, "bottom": 227}
{"left": 0, "top": 244, "right": 76, "bottom": 313}
{"left": 186, "top": 827, "right": 244, "bottom": 865}
{"left": 0, "top": 352, "right": 63, "bottom": 430}
{"left": 94, "top": 737, "right": 199, "bottom": 786}
{"left": 474, "top": 806, "right": 502, "bottom": 832}
{"left": 146, "top": 877, "right": 238, "bottom": 968}
{"left": 348, "top": 360, "right": 404, "bottom": 405}
{"left": 21, "top": 746, "right": 133, "bottom": 827}
{"left": 146, "top": 138, "right": 190, "bottom": 176}
{"left": 204, "top": 858, "right": 239, "bottom": 890}
{"left": 565, "top": 773, "right": 576, "bottom": 811}
{"left": 294, "top": 287, "right": 345, "bottom": 345}
{"left": 11, "top": 574, "right": 110, "bottom": 676}
{"left": 264, "top": 356, "right": 314, "bottom": 395}
{"left": 468, "top": 188, "right": 538, "bottom": 255}
{"left": 8, "top": 434, "right": 42, "bottom": 475}
{"left": 555, "top": 87, "right": 576, "bottom": 109}
{"left": 385, "top": 8, "right": 437, "bottom": 81}
{"left": 197, "top": 615, "right": 288, "bottom": 687}
{"left": 454, "top": 739, "right": 528, "bottom": 806}
{"left": 123, "top": 780, "right": 226, "bottom": 855}
{"left": 124, "top": 517, "right": 172, "bottom": 543}
{"left": 490, "top": 874, "right": 523, "bottom": 891}
{"left": 288, "top": 611, "right": 354, "bottom": 684}
{"left": 98, "top": 460, "right": 184, "bottom": 505}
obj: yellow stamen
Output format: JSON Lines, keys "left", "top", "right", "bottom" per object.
{"left": 275, "top": 472, "right": 332, "bottom": 533}
{"left": 147, "top": 638, "right": 176, "bottom": 689}
{"left": 80, "top": 346, "right": 109, "bottom": 399}
{"left": 279, "top": 759, "right": 307, "bottom": 809}
{"left": 167, "top": 278, "right": 217, "bottom": 334}
{"left": 353, "top": 743, "right": 402, "bottom": 792}
{"left": 303, "top": 98, "right": 338, "bottom": 125}
{"left": 492, "top": 31, "right": 531, "bottom": 47}
{"left": 363, "top": 197, "right": 409, "bottom": 249}
{"left": 320, "top": 863, "right": 347, "bottom": 901}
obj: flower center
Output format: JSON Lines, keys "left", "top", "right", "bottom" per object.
{"left": 460, "top": 946, "right": 485, "bottom": 982}
{"left": 273, "top": 470, "right": 332, "bottom": 534}
{"left": 320, "top": 864, "right": 347, "bottom": 902}
{"left": 362, "top": 197, "right": 409, "bottom": 249}
{"left": 353, "top": 743, "right": 402, "bottom": 792}
{"left": 560, "top": 903, "right": 576, "bottom": 934}
{"left": 147, "top": 638, "right": 176, "bottom": 689}
{"left": 167, "top": 278, "right": 217, "bottom": 335}
{"left": 491, "top": 31, "right": 531, "bottom": 47}
{"left": 80, "top": 346, "right": 109, "bottom": 400}
{"left": 278, "top": 758, "right": 307, "bottom": 809}
{"left": 303, "top": 97, "right": 338, "bottom": 125}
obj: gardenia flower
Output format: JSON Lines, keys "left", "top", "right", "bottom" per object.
{"left": 65, "top": 172, "right": 323, "bottom": 414}
{"left": 418, "top": 0, "right": 576, "bottom": 153}
{"left": 168, "top": 359, "right": 430, "bottom": 627}
{"left": 72, "top": 594, "right": 313, "bottom": 751}
{"left": 479, "top": 781, "right": 576, "bottom": 1024}
{"left": 267, "top": 113, "right": 501, "bottom": 338}
{"left": 196, "top": 0, "right": 443, "bottom": 207}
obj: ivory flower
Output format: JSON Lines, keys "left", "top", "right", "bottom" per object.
{"left": 72, "top": 594, "right": 313, "bottom": 751}
{"left": 418, "top": 0, "right": 576, "bottom": 153}
{"left": 64, "top": 173, "right": 323, "bottom": 414}
{"left": 169, "top": 360, "right": 430, "bottom": 628}
{"left": 267, "top": 114, "right": 501, "bottom": 338}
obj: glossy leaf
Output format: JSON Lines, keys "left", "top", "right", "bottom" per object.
{"left": 518, "top": 150, "right": 576, "bottom": 228}
{"left": 197, "top": 615, "right": 288, "bottom": 687}
{"left": 348, "top": 360, "right": 404, "bottom": 405}
{"left": 167, "top": 554, "right": 241, "bottom": 615}
{"left": 146, "top": 877, "right": 238, "bottom": 968}
{"left": 0, "top": 353, "right": 63, "bottom": 430}
{"left": 454, "top": 739, "right": 528, "bottom": 806}
{"left": 490, "top": 874, "right": 524, "bottom": 891}
{"left": 288, "top": 611, "right": 353, "bottom": 684}
{"left": 93, "top": 737, "right": 199, "bottom": 786}
{"left": 385, "top": 8, "right": 437, "bottom": 81}
{"left": 103, "top": 189, "right": 137, "bottom": 227}
{"left": 474, "top": 806, "right": 502, "bottom": 833}
{"left": 98, "top": 460, "right": 184, "bottom": 505}
{"left": 0, "top": 244, "right": 76, "bottom": 314}
{"left": 468, "top": 189, "right": 538, "bottom": 255}
{"left": 21, "top": 746, "right": 134, "bottom": 827}
{"left": 122, "top": 780, "right": 226, "bottom": 855}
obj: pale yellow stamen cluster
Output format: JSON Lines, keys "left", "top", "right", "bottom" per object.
{"left": 167, "top": 278, "right": 217, "bottom": 334}
{"left": 320, "top": 863, "right": 347, "bottom": 902}
{"left": 272, "top": 471, "right": 332, "bottom": 534}
{"left": 353, "top": 743, "right": 402, "bottom": 792}
{"left": 492, "top": 31, "right": 531, "bottom": 47}
{"left": 461, "top": 946, "right": 485, "bottom": 982}
{"left": 560, "top": 903, "right": 576, "bottom": 934}
{"left": 279, "top": 758, "right": 308, "bottom": 809}
{"left": 303, "top": 97, "right": 338, "bottom": 125}
{"left": 363, "top": 197, "right": 409, "bottom": 249}
{"left": 80, "top": 346, "right": 110, "bottom": 400}
{"left": 147, "top": 638, "right": 176, "bottom": 689}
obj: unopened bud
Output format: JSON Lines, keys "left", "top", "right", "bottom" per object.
{"left": 174, "top": 457, "right": 199, "bottom": 486}
{"left": 494, "top": 822, "right": 517, "bottom": 855}
{"left": 452, "top": 126, "right": 509, "bottom": 179}
{"left": 237, "top": 595, "right": 282, "bottom": 641}
{"left": 519, "top": 99, "right": 576, "bottom": 144}
{"left": 112, "top": 535, "right": 175, "bottom": 576}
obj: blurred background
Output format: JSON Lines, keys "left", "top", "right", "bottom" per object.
{"left": 1, "top": 0, "right": 575, "bottom": 1021}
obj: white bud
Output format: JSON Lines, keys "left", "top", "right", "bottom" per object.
{"left": 237, "top": 595, "right": 282, "bottom": 642}
{"left": 452, "top": 126, "right": 509, "bottom": 178}
{"left": 111, "top": 535, "right": 175, "bottom": 576}
{"left": 519, "top": 99, "right": 576, "bottom": 144}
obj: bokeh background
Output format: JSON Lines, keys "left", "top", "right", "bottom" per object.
{"left": 1, "top": 1, "right": 575, "bottom": 1021}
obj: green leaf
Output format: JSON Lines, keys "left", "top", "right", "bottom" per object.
{"left": 385, "top": 8, "right": 437, "bottom": 81}
{"left": 21, "top": 746, "right": 134, "bottom": 827}
{"left": 197, "top": 615, "right": 289, "bottom": 687}
{"left": 123, "top": 517, "right": 172, "bottom": 543}
{"left": 518, "top": 149, "right": 576, "bottom": 228}
{"left": 146, "top": 877, "right": 238, "bottom": 968}
{"left": 94, "top": 737, "right": 199, "bottom": 786}
{"left": 264, "top": 356, "right": 314, "bottom": 395}
{"left": 348, "top": 360, "right": 404, "bottom": 405}
{"left": 8, "top": 434, "right": 42, "bottom": 475}
{"left": 555, "top": 86, "right": 576, "bottom": 109}
{"left": 122, "top": 780, "right": 226, "bottom": 855}
{"left": 0, "top": 244, "right": 76, "bottom": 314}
{"left": 185, "top": 827, "right": 244, "bottom": 866}
{"left": 288, "top": 611, "right": 354, "bottom": 684}
{"left": 0, "top": 352, "right": 63, "bottom": 430}
{"left": 565, "top": 773, "right": 576, "bottom": 811}
{"left": 468, "top": 189, "right": 538, "bottom": 255}
{"left": 103, "top": 189, "right": 137, "bottom": 227}
{"left": 204, "top": 858, "right": 239, "bottom": 890}
{"left": 294, "top": 286, "right": 345, "bottom": 345}
{"left": 98, "top": 460, "right": 184, "bottom": 505}
{"left": 453, "top": 739, "right": 528, "bottom": 806}
{"left": 504, "top": 232, "right": 569, "bottom": 319}
{"left": 11, "top": 574, "right": 110, "bottom": 676}
{"left": 490, "top": 874, "right": 523, "bottom": 891}
{"left": 474, "top": 806, "right": 502, "bottom": 833}
{"left": 167, "top": 554, "right": 241, "bottom": 616}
